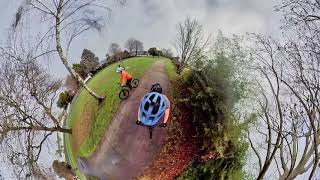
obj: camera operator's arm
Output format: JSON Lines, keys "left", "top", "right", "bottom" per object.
{"left": 161, "top": 95, "right": 170, "bottom": 127}
{"left": 136, "top": 106, "right": 142, "bottom": 125}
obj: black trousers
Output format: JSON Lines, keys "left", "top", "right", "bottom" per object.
{"left": 126, "top": 78, "right": 132, "bottom": 89}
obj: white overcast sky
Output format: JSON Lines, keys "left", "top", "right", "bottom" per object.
{"left": 0, "top": 0, "right": 281, "bottom": 78}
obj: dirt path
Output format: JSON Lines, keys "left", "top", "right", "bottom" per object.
{"left": 78, "top": 60, "right": 169, "bottom": 180}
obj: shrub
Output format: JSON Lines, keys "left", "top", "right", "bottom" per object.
{"left": 177, "top": 151, "right": 253, "bottom": 180}
{"left": 57, "top": 91, "right": 73, "bottom": 110}
{"left": 104, "top": 50, "right": 133, "bottom": 67}
{"left": 72, "top": 63, "right": 87, "bottom": 79}
{"left": 180, "top": 56, "right": 247, "bottom": 147}
{"left": 148, "top": 47, "right": 159, "bottom": 57}
{"left": 174, "top": 33, "right": 252, "bottom": 179}
{"left": 95, "top": 62, "right": 108, "bottom": 73}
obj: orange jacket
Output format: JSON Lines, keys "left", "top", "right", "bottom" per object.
{"left": 120, "top": 71, "right": 132, "bottom": 84}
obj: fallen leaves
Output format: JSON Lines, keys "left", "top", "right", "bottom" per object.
{"left": 139, "top": 102, "right": 199, "bottom": 180}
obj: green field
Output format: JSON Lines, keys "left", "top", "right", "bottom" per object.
{"left": 64, "top": 57, "right": 159, "bottom": 178}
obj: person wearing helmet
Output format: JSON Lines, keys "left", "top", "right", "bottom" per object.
{"left": 116, "top": 65, "right": 133, "bottom": 89}
{"left": 136, "top": 83, "right": 170, "bottom": 128}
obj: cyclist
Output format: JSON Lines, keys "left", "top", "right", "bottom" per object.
{"left": 136, "top": 83, "right": 170, "bottom": 128}
{"left": 116, "top": 66, "right": 133, "bottom": 89}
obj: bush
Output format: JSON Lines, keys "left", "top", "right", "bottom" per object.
{"left": 57, "top": 91, "right": 73, "bottom": 110}
{"left": 180, "top": 55, "right": 248, "bottom": 149}
{"left": 148, "top": 47, "right": 159, "bottom": 57}
{"left": 95, "top": 62, "right": 108, "bottom": 73}
{"left": 104, "top": 50, "right": 133, "bottom": 67}
{"left": 177, "top": 151, "right": 249, "bottom": 180}
{"left": 72, "top": 63, "right": 87, "bottom": 79}
{"left": 174, "top": 34, "right": 252, "bottom": 179}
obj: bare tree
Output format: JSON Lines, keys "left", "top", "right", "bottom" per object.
{"left": 109, "top": 42, "right": 121, "bottom": 56}
{"left": 0, "top": 57, "right": 72, "bottom": 178}
{"left": 276, "top": 0, "right": 320, "bottom": 26}
{"left": 134, "top": 39, "right": 144, "bottom": 56}
{"left": 125, "top": 38, "right": 143, "bottom": 56}
{"left": 174, "top": 17, "right": 209, "bottom": 72}
{"left": 10, "top": 0, "right": 126, "bottom": 102}
{"left": 249, "top": 33, "right": 320, "bottom": 180}
{"left": 125, "top": 38, "right": 136, "bottom": 54}
{"left": 248, "top": 1, "right": 320, "bottom": 179}
{"left": 108, "top": 42, "right": 123, "bottom": 61}
{"left": 65, "top": 75, "right": 79, "bottom": 93}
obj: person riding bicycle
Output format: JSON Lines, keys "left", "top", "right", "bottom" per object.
{"left": 116, "top": 66, "right": 133, "bottom": 89}
{"left": 136, "top": 83, "right": 170, "bottom": 128}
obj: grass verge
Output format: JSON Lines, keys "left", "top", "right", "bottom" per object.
{"left": 164, "top": 59, "right": 179, "bottom": 81}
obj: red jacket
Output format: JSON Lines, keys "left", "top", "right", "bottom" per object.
{"left": 120, "top": 71, "right": 132, "bottom": 84}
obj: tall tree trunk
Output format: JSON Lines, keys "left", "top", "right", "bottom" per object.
{"left": 135, "top": 45, "right": 138, "bottom": 56}
{"left": 55, "top": 1, "right": 104, "bottom": 103}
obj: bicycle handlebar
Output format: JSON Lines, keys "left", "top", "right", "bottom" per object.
{"left": 136, "top": 122, "right": 164, "bottom": 128}
{"left": 119, "top": 83, "right": 128, "bottom": 88}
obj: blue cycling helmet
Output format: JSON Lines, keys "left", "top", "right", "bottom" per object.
{"left": 139, "top": 92, "right": 167, "bottom": 126}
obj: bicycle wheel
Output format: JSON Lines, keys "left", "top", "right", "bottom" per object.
{"left": 131, "top": 79, "right": 139, "bottom": 88}
{"left": 149, "top": 127, "right": 153, "bottom": 139}
{"left": 119, "top": 89, "right": 130, "bottom": 100}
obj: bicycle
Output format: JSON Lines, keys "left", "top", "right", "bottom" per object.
{"left": 118, "top": 78, "right": 139, "bottom": 100}
{"left": 137, "top": 122, "right": 163, "bottom": 139}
